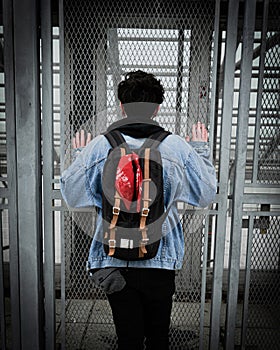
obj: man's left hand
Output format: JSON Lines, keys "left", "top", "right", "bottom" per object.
{"left": 72, "top": 130, "right": 92, "bottom": 149}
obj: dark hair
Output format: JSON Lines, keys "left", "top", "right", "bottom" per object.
{"left": 118, "top": 70, "right": 165, "bottom": 105}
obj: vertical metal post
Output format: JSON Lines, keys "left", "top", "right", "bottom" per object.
{"left": 13, "top": 0, "right": 44, "bottom": 348}
{"left": 59, "top": 0, "right": 66, "bottom": 173}
{"left": 225, "top": 0, "right": 256, "bottom": 348}
{"left": 96, "top": 30, "right": 108, "bottom": 134}
{"left": 175, "top": 29, "right": 184, "bottom": 136}
{"left": 205, "top": 8, "right": 221, "bottom": 331}
{"left": 252, "top": 0, "right": 269, "bottom": 183}
{"left": 0, "top": 211, "right": 6, "bottom": 350}
{"left": 59, "top": 0, "right": 66, "bottom": 348}
{"left": 108, "top": 28, "right": 122, "bottom": 110}
{"left": 60, "top": 214, "right": 66, "bottom": 350}
{"left": 3, "top": 0, "right": 22, "bottom": 348}
{"left": 208, "top": 0, "right": 221, "bottom": 159}
{"left": 209, "top": 0, "right": 239, "bottom": 348}
{"left": 199, "top": 214, "right": 210, "bottom": 350}
{"left": 41, "top": 0, "right": 55, "bottom": 348}
{"left": 241, "top": 216, "right": 254, "bottom": 349}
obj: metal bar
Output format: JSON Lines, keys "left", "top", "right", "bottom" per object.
{"left": 120, "top": 18, "right": 201, "bottom": 31}
{"left": 225, "top": 1, "right": 257, "bottom": 348}
{"left": 243, "top": 193, "right": 280, "bottom": 204}
{"left": 241, "top": 216, "right": 254, "bottom": 349}
{"left": 245, "top": 183, "right": 280, "bottom": 188}
{"left": 187, "top": 27, "right": 200, "bottom": 126}
{"left": 59, "top": 1, "right": 66, "bottom": 348}
{"left": 175, "top": 29, "right": 184, "bottom": 136}
{"left": 2, "top": 0, "right": 22, "bottom": 347}
{"left": 0, "top": 211, "right": 7, "bottom": 350}
{"left": 96, "top": 29, "right": 108, "bottom": 134}
{"left": 0, "top": 205, "right": 8, "bottom": 211}
{"left": 242, "top": 211, "right": 280, "bottom": 217}
{"left": 278, "top": 239, "right": 280, "bottom": 274}
{"left": 41, "top": 0, "right": 55, "bottom": 348}
{"left": 0, "top": 188, "right": 9, "bottom": 198}
{"left": 52, "top": 190, "right": 64, "bottom": 199}
{"left": 60, "top": 211, "right": 66, "bottom": 350}
{"left": 218, "top": 31, "right": 243, "bottom": 96}
{"left": 208, "top": 0, "right": 221, "bottom": 160}
{"left": 209, "top": 0, "right": 239, "bottom": 348}
{"left": 199, "top": 214, "right": 209, "bottom": 350}
{"left": 118, "top": 37, "right": 190, "bottom": 43}
{"left": 13, "top": 0, "right": 44, "bottom": 348}
{"left": 59, "top": 0, "right": 66, "bottom": 174}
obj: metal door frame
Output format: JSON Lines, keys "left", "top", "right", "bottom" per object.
{"left": 1, "top": 0, "right": 280, "bottom": 349}
{"left": 2, "top": 0, "right": 44, "bottom": 349}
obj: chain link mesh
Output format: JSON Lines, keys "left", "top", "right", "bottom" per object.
{"left": 257, "top": 2, "right": 280, "bottom": 184}
{"left": 171, "top": 213, "right": 207, "bottom": 349}
{"left": 245, "top": 215, "right": 280, "bottom": 349}
{"left": 63, "top": 0, "right": 215, "bottom": 165}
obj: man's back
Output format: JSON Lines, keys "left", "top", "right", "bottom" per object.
{"left": 60, "top": 127, "right": 216, "bottom": 271}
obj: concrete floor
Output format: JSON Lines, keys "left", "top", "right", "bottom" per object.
{"left": 2, "top": 297, "right": 280, "bottom": 349}
{"left": 54, "top": 299, "right": 258, "bottom": 350}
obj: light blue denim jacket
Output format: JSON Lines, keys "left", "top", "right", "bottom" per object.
{"left": 60, "top": 133, "right": 217, "bottom": 271}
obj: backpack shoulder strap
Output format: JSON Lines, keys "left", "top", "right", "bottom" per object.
{"left": 103, "top": 129, "right": 131, "bottom": 153}
{"left": 140, "top": 130, "right": 171, "bottom": 150}
{"left": 104, "top": 129, "right": 171, "bottom": 150}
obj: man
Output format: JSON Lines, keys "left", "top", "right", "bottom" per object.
{"left": 60, "top": 70, "right": 216, "bottom": 350}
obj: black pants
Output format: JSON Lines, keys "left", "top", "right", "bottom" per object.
{"left": 107, "top": 268, "right": 175, "bottom": 350}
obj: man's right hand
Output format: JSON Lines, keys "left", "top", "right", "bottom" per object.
{"left": 186, "top": 122, "right": 208, "bottom": 142}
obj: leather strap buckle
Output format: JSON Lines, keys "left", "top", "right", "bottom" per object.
{"left": 141, "top": 207, "right": 150, "bottom": 217}
{"left": 108, "top": 239, "right": 116, "bottom": 248}
{"left": 112, "top": 207, "right": 120, "bottom": 215}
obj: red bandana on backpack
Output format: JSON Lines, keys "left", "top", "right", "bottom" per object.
{"left": 115, "top": 153, "right": 143, "bottom": 212}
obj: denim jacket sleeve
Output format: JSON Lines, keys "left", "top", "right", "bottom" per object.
{"left": 60, "top": 135, "right": 106, "bottom": 209}
{"left": 60, "top": 134, "right": 217, "bottom": 210}
{"left": 168, "top": 137, "right": 217, "bottom": 208}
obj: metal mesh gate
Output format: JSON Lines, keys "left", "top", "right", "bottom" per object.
{"left": 61, "top": 0, "right": 215, "bottom": 349}
{"left": 1, "top": 0, "right": 280, "bottom": 349}
{"left": 244, "top": 215, "right": 280, "bottom": 349}
{"left": 240, "top": 2, "right": 280, "bottom": 348}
